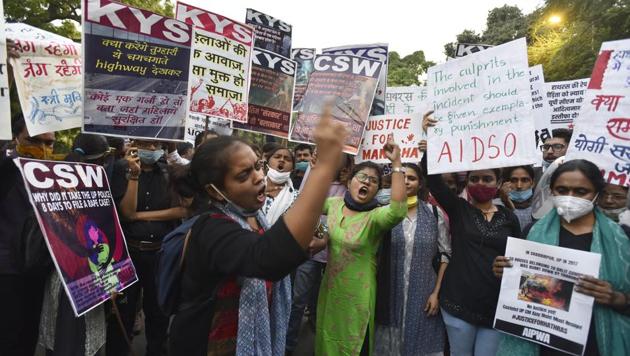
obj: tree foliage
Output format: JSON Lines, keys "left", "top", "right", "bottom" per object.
{"left": 443, "top": 30, "right": 483, "bottom": 58}
{"left": 481, "top": 5, "right": 529, "bottom": 45}
{"left": 387, "top": 50, "right": 435, "bottom": 86}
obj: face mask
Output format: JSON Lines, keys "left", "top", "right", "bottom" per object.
{"left": 601, "top": 207, "right": 627, "bottom": 222}
{"left": 407, "top": 195, "right": 419, "bottom": 209}
{"left": 552, "top": 195, "right": 597, "bottom": 223}
{"left": 509, "top": 188, "right": 533, "bottom": 203}
{"left": 542, "top": 159, "right": 553, "bottom": 169}
{"left": 295, "top": 161, "right": 309, "bottom": 172}
{"left": 468, "top": 184, "right": 498, "bottom": 203}
{"left": 137, "top": 149, "right": 164, "bottom": 165}
{"left": 267, "top": 167, "right": 291, "bottom": 184}
{"left": 16, "top": 144, "right": 55, "bottom": 160}
{"left": 375, "top": 188, "right": 391, "bottom": 205}
{"left": 209, "top": 183, "right": 259, "bottom": 217}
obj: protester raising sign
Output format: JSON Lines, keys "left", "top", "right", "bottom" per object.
{"left": 322, "top": 44, "right": 388, "bottom": 116}
{"left": 245, "top": 8, "right": 292, "bottom": 58}
{"left": 6, "top": 23, "right": 82, "bottom": 136}
{"left": 566, "top": 39, "right": 630, "bottom": 186}
{"left": 289, "top": 54, "right": 382, "bottom": 155}
{"left": 291, "top": 48, "right": 315, "bottom": 111}
{"left": 0, "top": 0, "right": 10, "bottom": 140}
{"left": 177, "top": 2, "right": 254, "bottom": 124}
{"left": 15, "top": 158, "right": 138, "bottom": 316}
{"left": 234, "top": 48, "right": 296, "bottom": 139}
{"left": 82, "top": 0, "right": 190, "bottom": 140}
{"left": 426, "top": 38, "right": 537, "bottom": 174}
{"left": 356, "top": 114, "right": 422, "bottom": 164}
{"left": 386, "top": 86, "right": 428, "bottom": 115}
{"left": 545, "top": 78, "right": 589, "bottom": 130}
{"left": 494, "top": 238, "right": 601, "bottom": 356}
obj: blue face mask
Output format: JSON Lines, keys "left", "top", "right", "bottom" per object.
{"left": 375, "top": 188, "right": 392, "bottom": 205}
{"left": 137, "top": 149, "right": 164, "bottom": 165}
{"left": 509, "top": 188, "right": 533, "bottom": 203}
{"left": 295, "top": 161, "right": 309, "bottom": 172}
{"left": 209, "top": 184, "right": 259, "bottom": 217}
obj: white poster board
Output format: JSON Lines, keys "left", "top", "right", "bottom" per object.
{"left": 0, "top": 0, "right": 11, "bottom": 140}
{"left": 356, "top": 113, "right": 423, "bottom": 163}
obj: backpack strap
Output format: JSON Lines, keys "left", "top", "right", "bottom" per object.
{"left": 179, "top": 228, "right": 193, "bottom": 270}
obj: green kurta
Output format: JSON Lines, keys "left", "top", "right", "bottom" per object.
{"left": 315, "top": 197, "right": 407, "bottom": 356}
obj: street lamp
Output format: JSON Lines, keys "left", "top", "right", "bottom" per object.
{"left": 548, "top": 15, "right": 562, "bottom": 25}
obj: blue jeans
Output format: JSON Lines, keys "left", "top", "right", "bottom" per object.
{"left": 285, "top": 259, "right": 325, "bottom": 351}
{"left": 441, "top": 308, "right": 501, "bottom": 356}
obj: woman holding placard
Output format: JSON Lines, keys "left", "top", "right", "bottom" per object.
{"left": 420, "top": 112, "right": 522, "bottom": 356}
{"left": 493, "top": 159, "right": 630, "bottom": 355}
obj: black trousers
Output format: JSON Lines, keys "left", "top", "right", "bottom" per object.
{"left": 106, "top": 250, "right": 169, "bottom": 356}
{"left": 0, "top": 270, "right": 48, "bottom": 356}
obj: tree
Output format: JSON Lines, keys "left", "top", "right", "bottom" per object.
{"left": 387, "top": 50, "right": 435, "bottom": 86}
{"left": 481, "top": 5, "right": 529, "bottom": 45}
{"left": 443, "top": 30, "right": 483, "bottom": 58}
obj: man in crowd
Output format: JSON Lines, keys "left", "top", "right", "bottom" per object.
{"left": 292, "top": 144, "right": 314, "bottom": 187}
{"left": 541, "top": 128, "right": 573, "bottom": 170}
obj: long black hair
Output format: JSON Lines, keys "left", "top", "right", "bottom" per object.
{"left": 550, "top": 159, "right": 605, "bottom": 194}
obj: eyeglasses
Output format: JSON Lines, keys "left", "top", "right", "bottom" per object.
{"left": 354, "top": 172, "right": 379, "bottom": 185}
{"left": 540, "top": 144, "right": 566, "bottom": 152}
{"left": 468, "top": 175, "right": 496, "bottom": 184}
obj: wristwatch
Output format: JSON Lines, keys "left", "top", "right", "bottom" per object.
{"left": 391, "top": 166, "right": 405, "bottom": 174}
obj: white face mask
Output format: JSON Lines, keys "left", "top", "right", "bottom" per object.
{"left": 601, "top": 207, "right": 627, "bottom": 222}
{"left": 267, "top": 167, "right": 291, "bottom": 184}
{"left": 552, "top": 195, "right": 598, "bottom": 223}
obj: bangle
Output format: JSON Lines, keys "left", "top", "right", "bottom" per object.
{"left": 391, "top": 166, "right": 405, "bottom": 174}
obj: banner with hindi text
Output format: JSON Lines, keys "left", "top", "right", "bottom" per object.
{"left": 385, "top": 86, "right": 429, "bottom": 115}
{"left": 245, "top": 8, "right": 292, "bottom": 58}
{"left": 545, "top": 78, "right": 589, "bottom": 130}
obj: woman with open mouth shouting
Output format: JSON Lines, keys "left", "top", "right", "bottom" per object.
{"left": 168, "top": 109, "right": 348, "bottom": 356}
{"left": 262, "top": 146, "right": 300, "bottom": 225}
{"left": 315, "top": 137, "right": 407, "bottom": 356}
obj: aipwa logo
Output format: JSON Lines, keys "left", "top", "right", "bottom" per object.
{"left": 522, "top": 328, "right": 550, "bottom": 344}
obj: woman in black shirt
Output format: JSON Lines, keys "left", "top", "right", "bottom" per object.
{"left": 168, "top": 112, "right": 347, "bottom": 356}
{"left": 421, "top": 113, "right": 522, "bottom": 356}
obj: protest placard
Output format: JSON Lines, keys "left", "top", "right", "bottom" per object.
{"left": 6, "top": 23, "right": 82, "bottom": 136}
{"left": 565, "top": 39, "right": 630, "bottom": 186}
{"left": 0, "top": 0, "right": 10, "bottom": 140}
{"left": 322, "top": 44, "right": 388, "bottom": 115}
{"left": 355, "top": 114, "right": 422, "bottom": 163}
{"left": 291, "top": 48, "right": 315, "bottom": 112}
{"left": 233, "top": 48, "right": 296, "bottom": 138}
{"left": 530, "top": 65, "right": 553, "bottom": 147}
{"left": 545, "top": 78, "right": 589, "bottom": 129}
{"left": 385, "top": 86, "right": 428, "bottom": 115}
{"left": 245, "top": 8, "right": 292, "bottom": 58}
{"left": 289, "top": 54, "right": 382, "bottom": 154}
{"left": 184, "top": 114, "right": 232, "bottom": 144}
{"left": 426, "top": 38, "right": 537, "bottom": 174}
{"left": 177, "top": 2, "right": 254, "bottom": 124}
{"left": 456, "top": 43, "right": 493, "bottom": 57}
{"left": 15, "top": 158, "right": 138, "bottom": 316}
{"left": 494, "top": 237, "right": 601, "bottom": 356}
{"left": 82, "top": 0, "right": 190, "bottom": 140}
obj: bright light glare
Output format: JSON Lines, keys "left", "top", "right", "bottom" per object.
{"left": 549, "top": 15, "right": 562, "bottom": 25}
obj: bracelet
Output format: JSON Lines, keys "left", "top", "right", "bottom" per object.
{"left": 391, "top": 166, "right": 405, "bottom": 174}
{"left": 125, "top": 170, "right": 140, "bottom": 181}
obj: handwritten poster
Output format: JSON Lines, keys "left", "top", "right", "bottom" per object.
{"left": 184, "top": 114, "right": 232, "bottom": 144}
{"left": 15, "top": 158, "right": 138, "bottom": 316}
{"left": 83, "top": 0, "right": 191, "bottom": 140}
{"left": 530, "top": 65, "right": 553, "bottom": 147}
{"left": 356, "top": 114, "right": 423, "bottom": 164}
{"left": 545, "top": 78, "right": 589, "bottom": 129}
{"left": 234, "top": 48, "right": 296, "bottom": 138}
{"left": 177, "top": 2, "right": 254, "bottom": 124}
{"left": 0, "top": 0, "right": 10, "bottom": 140}
{"left": 385, "top": 86, "right": 428, "bottom": 115}
{"left": 495, "top": 238, "right": 600, "bottom": 356}
{"left": 6, "top": 23, "right": 82, "bottom": 136}
{"left": 322, "top": 43, "right": 388, "bottom": 115}
{"left": 426, "top": 38, "right": 537, "bottom": 174}
{"left": 245, "top": 8, "right": 292, "bottom": 58}
{"left": 566, "top": 39, "right": 630, "bottom": 186}
{"left": 291, "top": 48, "right": 315, "bottom": 111}
{"left": 289, "top": 54, "right": 382, "bottom": 155}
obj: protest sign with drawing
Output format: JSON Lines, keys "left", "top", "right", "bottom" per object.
{"left": 184, "top": 114, "right": 232, "bottom": 144}
{"left": 245, "top": 8, "right": 292, "bottom": 58}
{"left": 426, "top": 38, "right": 537, "bottom": 174}
{"left": 565, "top": 39, "right": 630, "bottom": 186}
{"left": 0, "top": 0, "right": 10, "bottom": 140}
{"left": 385, "top": 86, "right": 429, "bottom": 115}
{"left": 495, "top": 237, "right": 601, "bottom": 356}
{"left": 289, "top": 54, "right": 382, "bottom": 155}
{"left": 15, "top": 158, "right": 138, "bottom": 317}
{"left": 291, "top": 48, "right": 315, "bottom": 112}
{"left": 234, "top": 48, "right": 296, "bottom": 138}
{"left": 177, "top": 2, "right": 254, "bottom": 124}
{"left": 355, "top": 113, "right": 423, "bottom": 164}
{"left": 322, "top": 44, "right": 388, "bottom": 116}
{"left": 6, "top": 23, "right": 82, "bottom": 136}
{"left": 545, "top": 78, "right": 589, "bottom": 130}
{"left": 82, "top": 0, "right": 190, "bottom": 140}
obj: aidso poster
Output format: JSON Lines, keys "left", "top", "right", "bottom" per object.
{"left": 15, "top": 158, "right": 137, "bottom": 317}
{"left": 494, "top": 238, "right": 601, "bottom": 356}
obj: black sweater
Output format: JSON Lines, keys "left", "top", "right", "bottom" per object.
{"left": 168, "top": 210, "right": 307, "bottom": 356}
{"left": 422, "top": 155, "right": 522, "bottom": 327}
